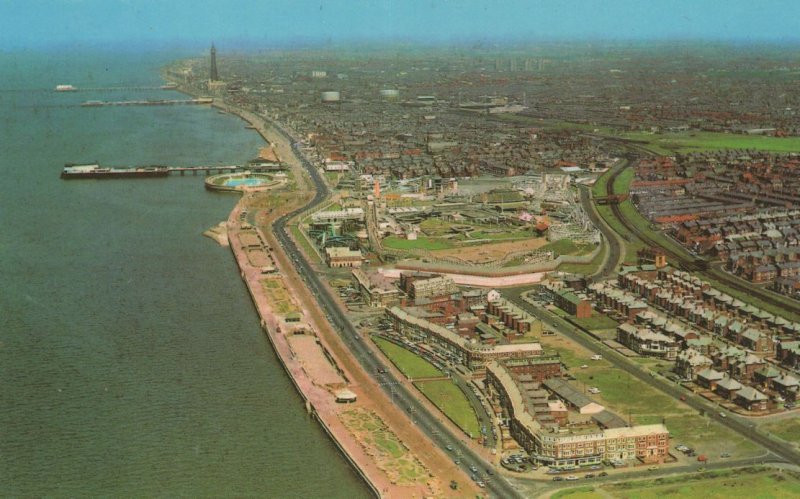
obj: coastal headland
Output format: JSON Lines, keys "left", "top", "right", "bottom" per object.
{"left": 186, "top": 93, "right": 478, "bottom": 497}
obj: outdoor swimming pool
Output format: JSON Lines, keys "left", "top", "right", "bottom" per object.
{"left": 225, "top": 177, "right": 269, "bottom": 187}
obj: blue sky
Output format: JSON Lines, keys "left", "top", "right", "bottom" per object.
{"left": 3, "top": 0, "right": 800, "bottom": 50}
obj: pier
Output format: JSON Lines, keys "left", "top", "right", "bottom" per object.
{"left": 168, "top": 165, "right": 240, "bottom": 175}
{"left": 81, "top": 98, "right": 213, "bottom": 107}
{"left": 59, "top": 163, "right": 285, "bottom": 180}
{"left": 56, "top": 85, "right": 179, "bottom": 93}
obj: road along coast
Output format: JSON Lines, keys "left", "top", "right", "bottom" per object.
{"left": 192, "top": 93, "right": 476, "bottom": 497}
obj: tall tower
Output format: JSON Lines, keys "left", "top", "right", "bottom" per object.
{"left": 210, "top": 43, "right": 219, "bottom": 81}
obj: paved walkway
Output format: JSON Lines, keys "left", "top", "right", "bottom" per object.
{"left": 220, "top": 105, "right": 478, "bottom": 497}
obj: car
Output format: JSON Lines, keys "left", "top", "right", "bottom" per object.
{"left": 584, "top": 473, "right": 595, "bottom": 479}
{"left": 591, "top": 355, "right": 603, "bottom": 360}
{"left": 720, "top": 452, "right": 731, "bottom": 458}
{"left": 449, "top": 480, "right": 458, "bottom": 490}
{"left": 580, "top": 364, "right": 589, "bottom": 369}
{"left": 566, "top": 475, "right": 579, "bottom": 481}
{"left": 648, "top": 466, "right": 658, "bottom": 471}
{"left": 470, "top": 465, "right": 478, "bottom": 473}
{"left": 719, "top": 411, "right": 726, "bottom": 418}
{"left": 486, "top": 468, "right": 495, "bottom": 476}
{"left": 697, "top": 467, "right": 706, "bottom": 472}
{"left": 590, "top": 465, "right": 602, "bottom": 470}
{"left": 552, "top": 477, "right": 564, "bottom": 482}
{"left": 588, "top": 387, "right": 601, "bottom": 394}
{"left": 675, "top": 445, "right": 688, "bottom": 452}
{"left": 598, "top": 472, "right": 608, "bottom": 477}
{"left": 476, "top": 481, "right": 485, "bottom": 488}
{"left": 446, "top": 445, "right": 453, "bottom": 451}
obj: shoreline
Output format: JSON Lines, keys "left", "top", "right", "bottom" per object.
{"left": 173, "top": 80, "right": 468, "bottom": 497}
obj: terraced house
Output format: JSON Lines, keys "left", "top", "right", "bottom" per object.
{"left": 485, "top": 362, "right": 670, "bottom": 467}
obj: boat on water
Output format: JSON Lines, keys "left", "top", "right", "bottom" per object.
{"left": 61, "top": 163, "right": 169, "bottom": 179}
{"left": 55, "top": 84, "right": 76, "bottom": 92}
{"left": 160, "top": 83, "right": 178, "bottom": 90}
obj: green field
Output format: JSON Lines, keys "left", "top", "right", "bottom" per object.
{"left": 553, "top": 467, "right": 800, "bottom": 499}
{"left": 290, "top": 225, "right": 321, "bottom": 263}
{"left": 414, "top": 379, "right": 481, "bottom": 438}
{"left": 541, "top": 238, "right": 596, "bottom": 256}
{"left": 468, "top": 229, "right": 531, "bottom": 241}
{"left": 382, "top": 235, "right": 455, "bottom": 251}
{"left": 573, "top": 313, "right": 619, "bottom": 331}
{"left": 612, "top": 167, "right": 635, "bottom": 194}
{"left": 372, "top": 336, "right": 444, "bottom": 379}
{"left": 591, "top": 168, "right": 613, "bottom": 197}
{"left": 759, "top": 417, "right": 800, "bottom": 445}
{"left": 558, "top": 242, "right": 607, "bottom": 274}
{"left": 618, "top": 130, "right": 800, "bottom": 154}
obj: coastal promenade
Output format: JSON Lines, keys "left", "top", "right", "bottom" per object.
{"left": 213, "top": 99, "right": 477, "bottom": 497}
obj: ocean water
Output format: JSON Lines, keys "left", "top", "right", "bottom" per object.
{"left": 0, "top": 50, "right": 370, "bottom": 497}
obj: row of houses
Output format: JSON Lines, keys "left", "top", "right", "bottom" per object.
{"left": 485, "top": 361, "right": 670, "bottom": 466}
{"left": 586, "top": 268, "right": 800, "bottom": 411}
{"left": 386, "top": 306, "right": 556, "bottom": 373}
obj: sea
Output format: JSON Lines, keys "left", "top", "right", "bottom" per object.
{"left": 0, "top": 49, "right": 370, "bottom": 497}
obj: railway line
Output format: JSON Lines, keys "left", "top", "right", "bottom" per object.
{"left": 603, "top": 157, "right": 800, "bottom": 319}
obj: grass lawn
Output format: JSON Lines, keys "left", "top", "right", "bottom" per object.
{"left": 340, "top": 408, "right": 428, "bottom": 485}
{"left": 608, "top": 467, "right": 800, "bottom": 498}
{"left": 372, "top": 337, "right": 444, "bottom": 379}
{"left": 469, "top": 229, "right": 531, "bottom": 241}
{"left": 558, "top": 242, "right": 607, "bottom": 274}
{"left": 553, "top": 467, "right": 800, "bottom": 499}
{"left": 419, "top": 218, "right": 453, "bottom": 236}
{"left": 414, "top": 379, "right": 481, "bottom": 438}
{"left": 617, "top": 130, "right": 800, "bottom": 154}
{"left": 552, "top": 487, "right": 602, "bottom": 499}
{"left": 759, "top": 417, "right": 800, "bottom": 445}
{"left": 260, "top": 278, "right": 299, "bottom": 316}
{"left": 382, "top": 235, "right": 455, "bottom": 251}
{"left": 290, "top": 225, "right": 321, "bottom": 263}
{"left": 573, "top": 313, "right": 619, "bottom": 331}
{"left": 613, "top": 167, "right": 635, "bottom": 194}
{"left": 592, "top": 168, "right": 613, "bottom": 197}
{"left": 540, "top": 238, "right": 596, "bottom": 256}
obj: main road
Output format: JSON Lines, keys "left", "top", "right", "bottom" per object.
{"left": 267, "top": 122, "right": 525, "bottom": 499}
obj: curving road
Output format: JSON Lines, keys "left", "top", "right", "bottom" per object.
{"left": 267, "top": 122, "right": 525, "bottom": 499}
